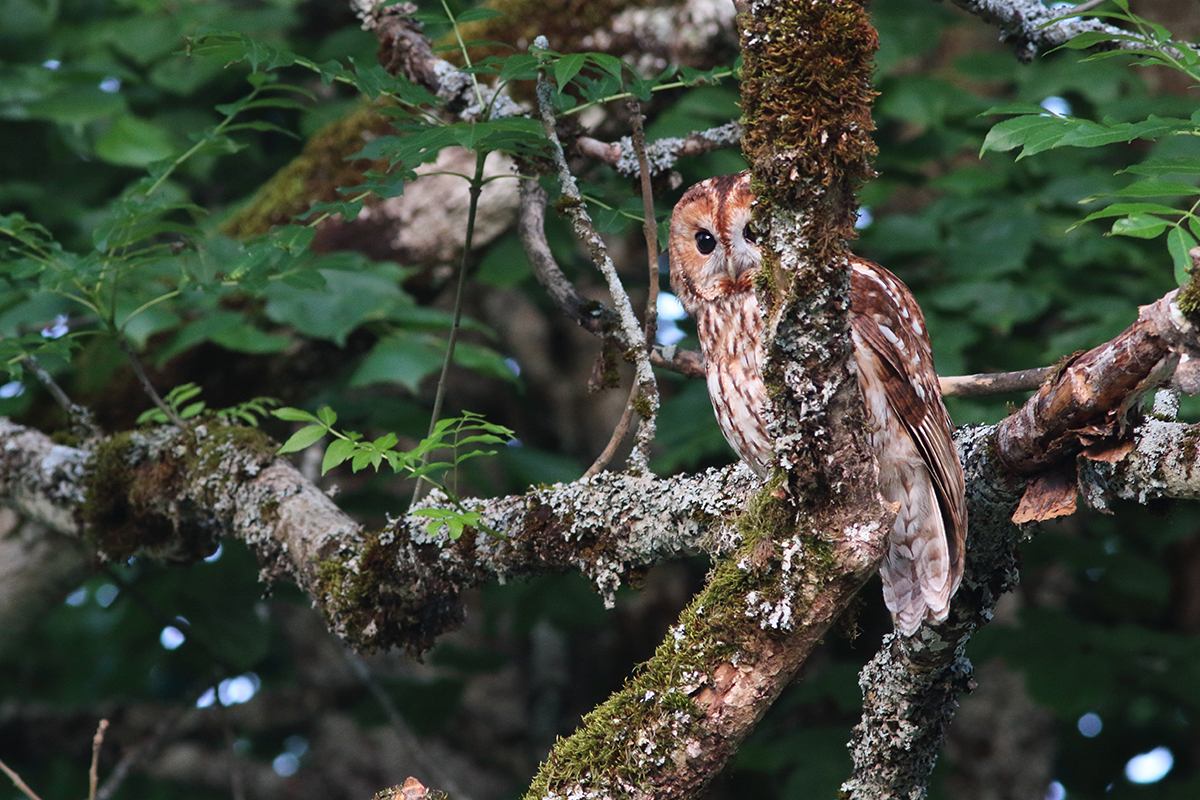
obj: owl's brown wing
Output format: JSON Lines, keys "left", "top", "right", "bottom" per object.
{"left": 849, "top": 259, "right": 966, "bottom": 592}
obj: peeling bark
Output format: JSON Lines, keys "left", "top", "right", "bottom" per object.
{"left": 996, "top": 291, "right": 1194, "bottom": 476}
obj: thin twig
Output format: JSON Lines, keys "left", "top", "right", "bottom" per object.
{"left": 533, "top": 39, "right": 658, "bottom": 474}
{"left": 89, "top": 719, "right": 109, "bottom": 800}
{"left": 583, "top": 385, "right": 638, "bottom": 478}
{"left": 345, "top": 652, "right": 471, "bottom": 800}
{"left": 219, "top": 702, "right": 246, "bottom": 800}
{"left": 19, "top": 355, "right": 101, "bottom": 438}
{"left": 411, "top": 150, "right": 489, "bottom": 506}
{"left": 96, "top": 704, "right": 190, "bottom": 800}
{"left": 627, "top": 100, "right": 660, "bottom": 470}
{"left": 118, "top": 338, "right": 182, "bottom": 427}
{"left": 0, "top": 757, "right": 44, "bottom": 800}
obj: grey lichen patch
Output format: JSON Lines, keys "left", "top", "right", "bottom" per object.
{"left": 1084, "top": 419, "right": 1200, "bottom": 508}
{"left": 522, "top": 467, "right": 753, "bottom": 603}
{"left": 611, "top": 121, "right": 744, "bottom": 178}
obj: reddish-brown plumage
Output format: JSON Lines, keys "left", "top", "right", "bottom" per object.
{"left": 668, "top": 173, "right": 966, "bottom": 635}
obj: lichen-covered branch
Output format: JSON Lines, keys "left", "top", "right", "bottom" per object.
{"left": 940, "top": 0, "right": 1178, "bottom": 62}
{"left": 0, "top": 417, "right": 753, "bottom": 654}
{"left": 532, "top": 56, "right": 659, "bottom": 473}
{"left": 0, "top": 512, "right": 91, "bottom": 657}
{"left": 576, "top": 121, "right": 744, "bottom": 178}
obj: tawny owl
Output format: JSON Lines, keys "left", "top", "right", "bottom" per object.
{"left": 668, "top": 173, "right": 966, "bottom": 635}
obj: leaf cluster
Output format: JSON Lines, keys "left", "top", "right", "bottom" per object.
{"left": 275, "top": 406, "right": 512, "bottom": 539}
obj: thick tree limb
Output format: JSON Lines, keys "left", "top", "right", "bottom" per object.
{"left": 996, "top": 290, "right": 1198, "bottom": 476}
{"left": 0, "top": 417, "right": 753, "bottom": 653}
{"left": 843, "top": 424, "right": 1023, "bottom": 799}
{"left": 0, "top": 511, "right": 91, "bottom": 657}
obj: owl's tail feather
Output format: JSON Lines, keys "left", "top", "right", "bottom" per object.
{"left": 879, "top": 473, "right": 952, "bottom": 636}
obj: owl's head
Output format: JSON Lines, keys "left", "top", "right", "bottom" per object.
{"left": 668, "top": 172, "right": 761, "bottom": 316}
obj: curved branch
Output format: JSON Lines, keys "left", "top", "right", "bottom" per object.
{"left": 517, "top": 177, "right": 705, "bottom": 379}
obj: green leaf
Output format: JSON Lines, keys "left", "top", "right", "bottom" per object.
{"left": 1059, "top": 30, "right": 1144, "bottom": 50}
{"left": 95, "top": 116, "right": 176, "bottom": 167}
{"left": 24, "top": 85, "right": 127, "bottom": 124}
{"left": 1085, "top": 178, "right": 1198, "bottom": 200}
{"left": 1111, "top": 214, "right": 1168, "bottom": 239}
{"left": 1123, "top": 156, "right": 1200, "bottom": 177}
{"left": 274, "top": 407, "right": 320, "bottom": 423}
{"left": 498, "top": 54, "right": 540, "bottom": 83}
{"left": 453, "top": 341, "right": 520, "bottom": 384}
{"left": 209, "top": 324, "right": 291, "bottom": 355}
{"left": 1168, "top": 225, "right": 1199, "bottom": 286}
{"left": 349, "top": 332, "right": 445, "bottom": 393}
{"left": 980, "top": 115, "right": 1069, "bottom": 158}
{"left": 278, "top": 424, "right": 326, "bottom": 454}
{"left": 179, "top": 401, "right": 207, "bottom": 419}
{"left": 455, "top": 7, "right": 503, "bottom": 23}
{"left": 1073, "top": 202, "right": 1182, "bottom": 228}
{"left": 321, "top": 438, "right": 357, "bottom": 474}
{"left": 554, "top": 54, "right": 587, "bottom": 88}
{"left": 264, "top": 268, "right": 407, "bottom": 346}
{"left": 317, "top": 406, "right": 337, "bottom": 426}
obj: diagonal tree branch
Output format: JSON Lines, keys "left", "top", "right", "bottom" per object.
{"left": 941, "top": 0, "right": 1176, "bottom": 62}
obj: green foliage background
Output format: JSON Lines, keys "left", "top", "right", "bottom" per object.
{"left": 2, "top": 0, "right": 1200, "bottom": 798}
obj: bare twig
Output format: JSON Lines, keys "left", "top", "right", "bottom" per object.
{"left": 0, "top": 757, "right": 43, "bottom": 800}
{"left": 938, "top": 366, "right": 1052, "bottom": 398}
{"left": 583, "top": 385, "right": 639, "bottom": 478}
{"left": 89, "top": 719, "right": 109, "bottom": 800}
{"left": 119, "top": 338, "right": 182, "bottom": 427}
{"left": 345, "top": 652, "right": 472, "bottom": 800}
{"left": 576, "top": 121, "right": 744, "bottom": 177}
{"left": 96, "top": 704, "right": 190, "bottom": 800}
{"left": 219, "top": 702, "right": 246, "bottom": 800}
{"left": 533, "top": 41, "right": 658, "bottom": 474}
{"left": 19, "top": 354, "right": 101, "bottom": 438}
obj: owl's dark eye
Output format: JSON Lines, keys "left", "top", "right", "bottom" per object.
{"left": 743, "top": 223, "right": 757, "bottom": 245}
{"left": 695, "top": 229, "right": 717, "bottom": 255}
